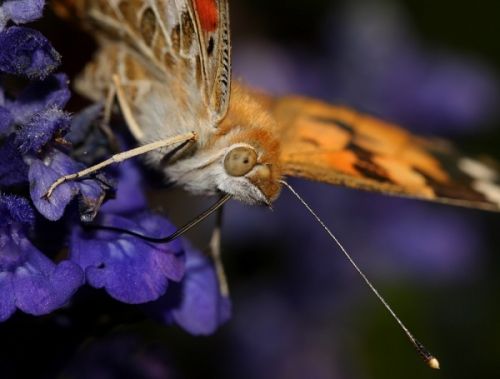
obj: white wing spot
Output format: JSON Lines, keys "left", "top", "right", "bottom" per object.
{"left": 458, "top": 158, "right": 498, "bottom": 181}
{"left": 473, "top": 181, "right": 500, "bottom": 207}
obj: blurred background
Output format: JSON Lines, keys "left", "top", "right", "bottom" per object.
{"left": 3, "top": 0, "right": 500, "bottom": 378}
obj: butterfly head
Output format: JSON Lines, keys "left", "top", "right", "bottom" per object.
{"left": 166, "top": 84, "right": 282, "bottom": 205}
{"left": 208, "top": 84, "right": 283, "bottom": 205}
{"left": 220, "top": 143, "right": 282, "bottom": 205}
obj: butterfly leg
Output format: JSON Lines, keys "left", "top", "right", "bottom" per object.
{"left": 43, "top": 131, "right": 197, "bottom": 199}
{"left": 209, "top": 201, "right": 230, "bottom": 297}
{"left": 112, "top": 74, "right": 145, "bottom": 140}
{"left": 44, "top": 72, "right": 200, "bottom": 199}
{"left": 93, "top": 76, "right": 136, "bottom": 152}
{"left": 97, "top": 83, "right": 120, "bottom": 153}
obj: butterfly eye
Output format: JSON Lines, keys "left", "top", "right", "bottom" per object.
{"left": 224, "top": 146, "right": 258, "bottom": 177}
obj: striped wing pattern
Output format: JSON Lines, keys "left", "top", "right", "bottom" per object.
{"left": 271, "top": 95, "right": 500, "bottom": 211}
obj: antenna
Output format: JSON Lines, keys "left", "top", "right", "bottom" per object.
{"left": 280, "top": 180, "right": 440, "bottom": 370}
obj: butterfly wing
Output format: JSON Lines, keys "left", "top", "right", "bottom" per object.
{"left": 191, "top": 0, "right": 231, "bottom": 122}
{"left": 54, "top": 0, "right": 231, "bottom": 126}
{"left": 268, "top": 94, "right": 500, "bottom": 211}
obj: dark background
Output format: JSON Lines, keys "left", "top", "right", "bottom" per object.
{"left": 3, "top": 0, "right": 500, "bottom": 378}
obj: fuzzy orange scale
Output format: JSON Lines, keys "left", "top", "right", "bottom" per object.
{"left": 217, "top": 83, "right": 283, "bottom": 201}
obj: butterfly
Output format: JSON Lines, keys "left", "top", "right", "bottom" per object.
{"left": 50, "top": 0, "right": 500, "bottom": 369}
{"left": 52, "top": 0, "right": 500, "bottom": 212}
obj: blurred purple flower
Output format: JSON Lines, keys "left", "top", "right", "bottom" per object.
{"left": 361, "top": 198, "right": 483, "bottom": 282}
{"left": 228, "top": 290, "right": 342, "bottom": 379}
{"left": 327, "top": 1, "right": 499, "bottom": 134}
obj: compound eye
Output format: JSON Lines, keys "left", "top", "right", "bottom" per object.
{"left": 224, "top": 146, "right": 258, "bottom": 177}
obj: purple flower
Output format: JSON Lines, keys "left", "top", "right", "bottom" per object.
{"left": 0, "top": 195, "right": 84, "bottom": 320}
{"left": 29, "top": 150, "right": 107, "bottom": 221}
{"left": 152, "top": 243, "right": 231, "bottom": 335}
{"left": 0, "top": 26, "right": 61, "bottom": 79}
{"left": 0, "top": 0, "right": 232, "bottom": 336}
{"left": 0, "top": 73, "right": 107, "bottom": 222}
{"left": 0, "top": 48, "right": 105, "bottom": 221}
{"left": 0, "top": 105, "right": 12, "bottom": 135}
{"left": 16, "top": 108, "right": 71, "bottom": 154}
{"left": 66, "top": 158, "right": 183, "bottom": 303}
{"left": 0, "top": 194, "right": 35, "bottom": 227}
{"left": 66, "top": 159, "right": 231, "bottom": 334}
{"left": 0, "top": 0, "right": 45, "bottom": 31}
{"left": 7, "top": 73, "right": 71, "bottom": 124}
{"left": 0, "top": 135, "right": 30, "bottom": 187}
{"left": 70, "top": 211, "right": 185, "bottom": 304}
{"left": 0, "top": 0, "right": 111, "bottom": 321}
{"left": 0, "top": 73, "right": 72, "bottom": 189}
{"left": 95, "top": 160, "right": 146, "bottom": 216}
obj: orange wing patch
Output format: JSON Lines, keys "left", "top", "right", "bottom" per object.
{"left": 268, "top": 95, "right": 500, "bottom": 211}
{"left": 194, "top": 0, "right": 219, "bottom": 32}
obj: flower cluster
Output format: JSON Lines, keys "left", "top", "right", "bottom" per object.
{"left": 0, "top": 0, "right": 229, "bottom": 334}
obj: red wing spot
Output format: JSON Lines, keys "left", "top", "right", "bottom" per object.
{"left": 194, "top": 0, "right": 218, "bottom": 32}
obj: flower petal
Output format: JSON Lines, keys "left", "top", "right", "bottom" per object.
{"left": 16, "top": 107, "right": 71, "bottom": 154}
{"left": 14, "top": 260, "right": 84, "bottom": 316}
{"left": 0, "top": 194, "right": 35, "bottom": 227}
{"left": 0, "top": 106, "right": 13, "bottom": 135}
{"left": 100, "top": 161, "right": 147, "bottom": 215}
{"left": 0, "top": 217, "right": 84, "bottom": 319}
{"left": 152, "top": 244, "right": 231, "bottom": 335}
{"left": 0, "top": 135, "right": 29, "bottom": 187}
{"left": 28, "top": 155, "right": 78, "bottom": 221}
{"left": 71, "top": 213, "right": 185, "bottom": 304}
{"left": 0, "top": 26, "right": 61, "bottom": 79}
{"left": 29, "top": 150, "right": 107, "bottom": 221}
{"left": 0, "top": 273, "right": 15, "bottom": 321}
{"left": 65, "top": 103, "right": 104, "bottom": 146}
{"left": 8, "top": 73, "right": 70, "bottom": 124}
{"left": 0, "top": 0, "right": 45, "bottom": 31}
